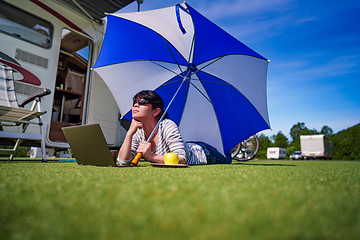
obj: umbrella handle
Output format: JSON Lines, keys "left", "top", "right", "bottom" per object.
{"left": 131, "top": 152, "right": 143, "bottom": 166}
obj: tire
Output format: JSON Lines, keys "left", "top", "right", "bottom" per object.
{"left": 231, "top": 134, "right": 260, "bottom": 161}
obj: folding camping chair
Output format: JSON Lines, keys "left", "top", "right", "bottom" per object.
{"left": 0, "top": 64, "right": 51, "bottom": 161}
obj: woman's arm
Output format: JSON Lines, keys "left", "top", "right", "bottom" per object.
{"left": 137, "top": 141, "right": 185, "bottom": 164}
{"left": 118, "top": 133, "right": 134, "bottom": 161}
{"left": 118, "top": 119, "right": 143, "bottom": 161}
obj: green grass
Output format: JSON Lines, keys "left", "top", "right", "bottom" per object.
{"left": 0, "top": 160, "right": 359, "bottom": 240}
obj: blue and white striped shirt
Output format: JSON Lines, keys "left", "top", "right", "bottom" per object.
{"left": 130, "top": 119, "right": 207, "bottom": 165}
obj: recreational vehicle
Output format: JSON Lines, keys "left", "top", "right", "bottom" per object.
{"left": 267, "top": 147, "right": 286, "bottom": 159}
{"left": 300, "top": 134, "right": 332, "bottom": 159}
{"left": 0, "top": 0, "right": 135, "bottom": 156}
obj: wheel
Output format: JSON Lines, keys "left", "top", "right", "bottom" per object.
{"left": 230, "top": 143, "right": 242, "bottom": 158}
{"left": 231, "top": 134, "right": 260, "bottom": 161}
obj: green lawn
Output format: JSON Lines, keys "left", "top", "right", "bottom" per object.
{"left": 0, "top": 160, "right": 359, "bottom": 240}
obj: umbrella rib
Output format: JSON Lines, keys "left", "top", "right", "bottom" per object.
{"left": 162, "top": 37, "right": 185, "bottom": 75}
{"left": 159, "top": 79, "right": 183, "bottom": 87}
{"left": 187, "top": 34, "right": 196, "bottom": 65}
{"left": 150, "top": 60, "right": 183, "bottom": 76}
{"left": 189, "top": 80, "right": 212, "bottom": 103}
{"left": 196, "top": 56, "right": 224, "bottom": 73}
{"left": 190, "top": 78, "right": 232, "bottom": 86}
{"left": 149, "top": 61, "right": 190, "bottom": 88}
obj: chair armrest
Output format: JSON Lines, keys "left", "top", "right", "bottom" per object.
{"left": 19, "top": 88, "right": 51, "bottom": 107}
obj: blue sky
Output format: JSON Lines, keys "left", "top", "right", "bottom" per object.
{"left": 118, "top": 0, "right": 360, "bottom": 138}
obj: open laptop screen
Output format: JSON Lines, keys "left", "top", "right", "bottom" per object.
{"left": 62, "top": 124, "right": 116, "bottom": 167}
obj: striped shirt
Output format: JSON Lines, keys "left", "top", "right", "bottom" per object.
{"left": 130, "top": 119, "right": 207, "bottom": 165}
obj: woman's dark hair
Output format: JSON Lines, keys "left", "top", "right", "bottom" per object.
{"left": 133, "top": 90, "right": 168, "bottom": 120}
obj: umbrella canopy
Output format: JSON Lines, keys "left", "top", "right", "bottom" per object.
{"left": 93, "top": 2, "right": 270, "bottom": 156}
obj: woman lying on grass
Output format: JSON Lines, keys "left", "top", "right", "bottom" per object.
{"left": 118, "top": 90, "right": 232, "bottom": 165}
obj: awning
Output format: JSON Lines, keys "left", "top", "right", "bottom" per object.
{"left": 59, "top": 0, "right": 136, "bottom": 22}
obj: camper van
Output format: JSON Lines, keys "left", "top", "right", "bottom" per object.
{"left": 300, "top": 134, "right": 332, "bottom": 159}
{"left": 0, "top": 0, "right": 135, "bottom": 156}
{"left": 267, "top": 147, "right": 286, "bottom": 159}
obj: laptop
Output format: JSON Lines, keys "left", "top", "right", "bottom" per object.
{"left": 62, "top": 124, "right": 134, "bottom": 167}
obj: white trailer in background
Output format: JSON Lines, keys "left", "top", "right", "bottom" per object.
{"left": 267, "top": 147, "right": 286, "bottom": 159}
{"left": 300, "top": 134, "right": 332, "bottom": 159}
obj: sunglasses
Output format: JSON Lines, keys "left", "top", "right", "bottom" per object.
{"left": 133, "top": 98, "right": 151, "bottom": 106}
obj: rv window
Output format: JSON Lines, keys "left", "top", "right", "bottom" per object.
{"left": 0, "top": 1, "right": 53, "bottom": 48}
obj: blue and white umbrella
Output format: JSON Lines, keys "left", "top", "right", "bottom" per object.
{"left": 93, "top": 2, "right": 270, "bottom": 156}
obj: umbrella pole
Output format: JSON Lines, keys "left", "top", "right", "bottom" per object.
{"left": 131, "top": 77, "right": 187, "bottom": 165}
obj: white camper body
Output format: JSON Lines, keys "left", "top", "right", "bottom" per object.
{"left": 300, "top": 135, "right": 332, "bottom": 159}
{"left": 267, "top": 147, "right": 286, "bottom": 159}
{"left": 0, "top": 0, "right": 134, "bottom": 154}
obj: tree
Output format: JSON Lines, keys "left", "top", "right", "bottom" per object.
{"left": 302, "top": 128, "right": 319, "bottom": 135}
{"left": 321, "top": 125, "right": 333, "bottom": 137}
{"left": 259, "top": 134, "right": 272, "bottom": 150}
{"left": 272, "top": 131, "right": 289, "bottom": 148}
{"left": 290, "top": 122, "right": 306, "bottom": 143}
{"left": 257, "top": 134, "right": 273, "bottom": 159}
{"left": 289, "top": 122, "right": 320, "bottom": 148}
{"left": 330, "top": 123, "right": 360, "bottom": 160}
{"left": 286, "top": 145, "right": 298, "bottom": 157}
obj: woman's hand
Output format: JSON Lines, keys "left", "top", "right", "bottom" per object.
{"left": 137, "top": 141, "right": 153, "bottom": 161}
{"left": 127, "top": 119, "right": 143, "bottom": 136}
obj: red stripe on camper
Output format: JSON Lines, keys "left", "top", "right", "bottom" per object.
{"left": 30, "top": 0, "right": 89, "bottom": 36}
{"left": 0, "top": 59, "right": 41, "bottom": 86}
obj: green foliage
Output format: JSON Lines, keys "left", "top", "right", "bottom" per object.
{"left": 257, "top": 134, "right": 272, "bottom": 159}
{"left": 1, "top": 161, "right": 359, "bottom": 239}
{"left": 321, "top": 125, "right": 333, "bottom": 136}
{"left": 14, "top": 146, "right": 29, "bottom": 157}
{"left": 286, "top": 145, "right": 298, "bottom": 156}
{"left": 258, "top": 134, "right": 272, "bottom": 150}
{"left": 258, "top": 122, "right": 359, "bottom": 160}
{"left": 258, "top": 122, "right": 353, "bottom": 159}
{"left": 256, "top": 149, "right": 267, "bottom": 159}
{"left": 290, "top": 122, "right": 306, "bottom": 143}
{"left": 0, "top": 146, "right": 29, "bottom": 158}
{"left": 271, "top": 131, "right": 289, "bottom": 148}
{"left": 289, "top": 122, "right": 320, "bottom": 145}
{"left": 331, "top": 123, "right": 360, "bottom": 160}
